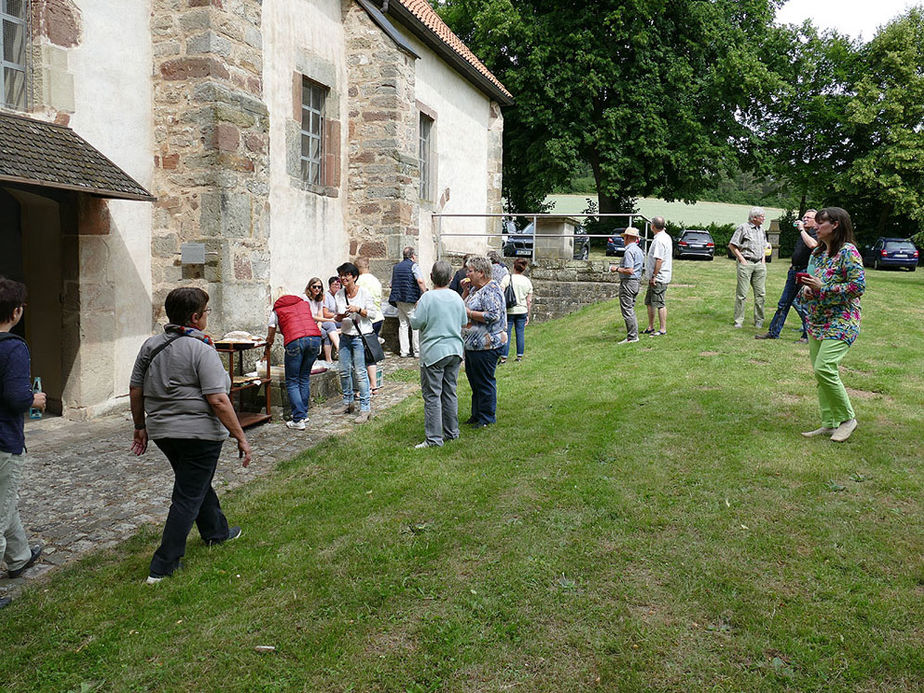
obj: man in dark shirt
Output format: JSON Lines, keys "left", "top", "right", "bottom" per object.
{"left": 0, "top": 277, "right": 46, "bottom": 607}
{"left": 756, "top": 210, "right": 819, "bottom": 342}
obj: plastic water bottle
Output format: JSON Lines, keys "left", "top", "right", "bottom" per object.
{"left": 29, "top": 377, "right": 42, "bottom": 419}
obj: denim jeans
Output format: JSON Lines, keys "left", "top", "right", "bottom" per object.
{"left": 150, "top": 438, "right": 230, "bottom": 577}
{"left": 283, "top": 335, "right": 320, "bottom": 422}
{"left": 502, "top": 314, "right": 527, "bottom": 358}
{"left": 464, "top": 348, "right": 500, "bottom": 424}
{"left": 767, "top": 266, "right": 809, "bottom": 338}
{"left": 339, "top": 334, "right": 371, "bottom": 411}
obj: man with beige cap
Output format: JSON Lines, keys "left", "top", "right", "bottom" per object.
{"left": 611, "top": 227, "right": 645, "bottom": 343}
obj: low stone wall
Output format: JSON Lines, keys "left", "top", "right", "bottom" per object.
{"left": 527, "top": 259, "right": 622, "bottom": 322}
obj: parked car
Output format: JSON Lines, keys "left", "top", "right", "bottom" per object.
{"left": 605, "top": 229, "right": 627, "bottom": 257}
{"left": 674, "top": 229, "right": 715, "bottom": 260}
{"left": 861, "top": 237, "right": 918, "bottom": 271}
{"left": 501, "top": 220, "right": 590, "bottom": 260}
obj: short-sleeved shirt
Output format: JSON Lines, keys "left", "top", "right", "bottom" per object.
{"left": 356, "top": 273, "right": 384, "bottom": 316}
{"left": 129, "top": 330, "right": 231, "bottom": 441}
{"left": 267, "top": 293, "right": 309, "bottom": 329}
{"left": 334, "top": 286, "right": 378, "bottom": 336}
{"left": 621, "top": 242, "right": 644, "bottom": 280}
{"left": 507, "top": 273, "right": 533, "bottom": 315}
{"left": 646, "top": 232, "right": 673, "bottom": 284}
{"left": 730, "top": 222, "right": 767, "bottom": 262}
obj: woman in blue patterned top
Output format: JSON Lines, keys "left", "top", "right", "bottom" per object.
{"left": 797, "top": 207, "right": 865, "bottom": 442}
{"left": 461, "top": 255, "right": 507, "bottom": 428}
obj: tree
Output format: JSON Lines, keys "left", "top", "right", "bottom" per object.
{"left": 436, "top": 0, "right": 784, "bottom": 218}
{"left": 843, "top": 8, "right": 924, "bottom": 239}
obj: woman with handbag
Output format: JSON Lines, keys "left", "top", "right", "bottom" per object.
{"left": 500, "top": 258, "right": 533, "bottom": 364}
{"left": 461, "top": 255, "right": 507, "bottom": 428}
{"left": 333, "top": 262, "right": 379, "bottom": 424}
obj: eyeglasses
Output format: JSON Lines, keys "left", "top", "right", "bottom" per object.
{"left": 310, "top": 285, "right": 322, "bottom": 289}
{"left": 203, "top": 308, "right": 212, "bottom": 314}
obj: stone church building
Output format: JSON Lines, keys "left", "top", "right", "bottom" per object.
{"left": 0, "top": 0, "right": 511, "bottom": 419}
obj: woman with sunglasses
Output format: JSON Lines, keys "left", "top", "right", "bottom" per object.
{"left": 797, "top": 207, "right": 865, "bottom": 442}
{"left": 319, "top": 276, "right": 342, "bottom": 367}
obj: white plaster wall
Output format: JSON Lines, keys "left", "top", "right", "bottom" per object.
{"left": 263, "top": 0, "right": 349, "bottom": 295}
{"left": 67, "top": 1, "right": 155, "bottom": 413}
{"left": 399, "top": 30, "right": 496, "bottom": 267}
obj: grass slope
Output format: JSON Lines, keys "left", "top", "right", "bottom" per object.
{"left": 1, "top": 262, "right": 922, "bottom": 691}
{"left": 547, "top": 194, "right": 786, "bottom": 228}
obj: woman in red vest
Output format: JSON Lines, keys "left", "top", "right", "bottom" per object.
{"left": 265, "top": 292, "right": 322, "bottom": 430}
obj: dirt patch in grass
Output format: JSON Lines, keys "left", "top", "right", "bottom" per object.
{"left": 363, "top": 624, "right": 419, "bottom": 658}
{"left": 846, "top": 387, "right": 890, "bottom": 401}
{"left": 772, "top": 392, "right": 805, "bottom": 405}
{"left": 700, "top": 351, "right": 720, "bottom": 357}
{"left": 748, "top": 358, "right": 770, "bottom": 365}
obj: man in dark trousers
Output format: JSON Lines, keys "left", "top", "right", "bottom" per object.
{"left": 0, "top": 277, "right": 46, "bottom": 608}
{"left": 756, "top": 209, "right": 818, "bottom": 342}
{"left": 388, "top": 246, "right": 427, "bottom": 358}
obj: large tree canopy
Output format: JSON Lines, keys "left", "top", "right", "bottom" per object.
{"left": 437, "top": 0, "right": 783, "bottom": 215}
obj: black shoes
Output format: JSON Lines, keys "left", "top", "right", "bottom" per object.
{"left": 0, "top": 596, "right": 11, "bottom": 609}
{"left": 205, "top": 526, "right": 242, "bottom": 546}
{"left": 7, "top": 545, "right": 42, "bottom": 578}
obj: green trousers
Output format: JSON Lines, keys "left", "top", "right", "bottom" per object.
{"left": 734, "top": 261, "right": 766, "bottom": 327}
{"left": 808, "top": 337, "right": 855, "bottom": 428}
{"left": 0, "top": 451, "right": 31, "bottom": 571}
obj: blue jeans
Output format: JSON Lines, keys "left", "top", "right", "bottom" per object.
{"left": 502, "top": 314, "right": 527, "bottom": 358}
{"left": 284, "top": 335, "right": 320, "bottom": 422}
{"left": 767, "top": 266, "right": 809, "bottom": 338}
{"left": 339, "top": 334, "right": 370, "bottom": 411}
{"left": 464, "top": 348, "right": 500, "bottom": 424}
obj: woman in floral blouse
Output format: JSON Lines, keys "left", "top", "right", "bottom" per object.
{"left": 461, "top": 255, "right": 507, "bottom": 428}
{"left": 797, "top": 207, "right": 865, "bottom": 442}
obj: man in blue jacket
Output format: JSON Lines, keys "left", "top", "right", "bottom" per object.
{"left": 0, "top": 277, "right": 46, "bottom": 608}
{"left": 388, "top": 246, "right": 428, "bottom": 358}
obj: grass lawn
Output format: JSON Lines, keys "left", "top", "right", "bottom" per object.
{"left": 2, "top": 261, "right": 922, "bottom": 691}
{"left": 547, "top": 194, "right": 786, "bottom": 227}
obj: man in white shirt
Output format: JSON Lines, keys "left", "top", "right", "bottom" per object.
{"left": 643, "top": 216, "right": 673, "bottom": 336}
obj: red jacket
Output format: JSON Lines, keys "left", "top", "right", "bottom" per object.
{"left": 273, "top": 295, "right": 321, "bottom": 344}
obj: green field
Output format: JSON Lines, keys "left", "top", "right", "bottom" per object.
{"left": 1, "top": 261, "right": 921, "bottom": 691}
{"left": 547, "top": 194, "right": 786, "bottom": 228}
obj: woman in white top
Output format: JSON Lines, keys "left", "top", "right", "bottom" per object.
{"left": 333, "top": 262, "right": 379, "bottom": 422}
{"left": 500, "top": 257, "right": 533, "bottom": 363}
{"left": 355, "top": 257, "right": 384, "bottom": 395}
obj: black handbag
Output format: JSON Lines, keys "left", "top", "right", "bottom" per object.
{"left": 357, "top": 322, "right": 385, "bottom": 364}
{"left": 503, "top": 275, "right": 517, "bottom": 309}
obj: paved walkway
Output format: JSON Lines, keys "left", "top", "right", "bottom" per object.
{"left": 1, "top": 364, "right": 419, "bottom": 600}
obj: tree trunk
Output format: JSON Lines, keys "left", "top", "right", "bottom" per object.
{"left": 875, "top": 203, "right": 892, "bottom": 237}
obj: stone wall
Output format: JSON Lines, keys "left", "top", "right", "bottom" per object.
{"left": 343, "top": 2, "right": 420, "bottom": 280}
{"left": 485, "top": 102, "right": 504, "bottom": 234}
{"left": 151, "top": 0, "right": 270, "bottom": 336}
{"left": 527, "top": 260, "right": 623, "bottom": 323}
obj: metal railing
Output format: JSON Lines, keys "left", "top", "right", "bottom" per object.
{"left": 432, "top": 212, "right": 652, "bottom": 264}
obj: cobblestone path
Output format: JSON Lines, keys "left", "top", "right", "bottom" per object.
{"left": 1, "top": 369, "right": 419, "bottom": 600}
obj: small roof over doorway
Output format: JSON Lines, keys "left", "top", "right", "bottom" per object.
{"left": 0, "top": 112, "right": 155, "bottom": 202}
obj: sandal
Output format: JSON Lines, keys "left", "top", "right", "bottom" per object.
{"left": 641, "top": 328, "right": 656, "bottom": 335}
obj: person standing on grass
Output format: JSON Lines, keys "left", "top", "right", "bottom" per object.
{"left": 0, "top": 277, "right": 46, "bottom": 607}
{"left": 409, "top": 261, "right": 467, "bottom": 448}
{"left": 500, "top": 258, "right": 533, "bottom": 363}
{"left": 756, "top": 210, "right": 818, "bottom": 342}
{"left": 611, "top": 227, "right": 644, "bottom": 344}
{"left": 729, "top": 207, "right": 768, "bottom": 329}
{"left": 130, "top": 287, "right": 251, "bottom": 585}
{"left": 797, "top": 207, "right": 865, "bottom": 443}
{"left": 642, "top": 216, "right": 672, "bottom": 336}
{"left": 334, "top": 262, "right": 378, "bottom": 424}
{"left": 461, "top": 255, "right": 507, "bottom": 428}
{"left": 388, "top": 247, "right": 427, "bottom": 359}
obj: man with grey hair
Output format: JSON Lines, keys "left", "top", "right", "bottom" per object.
{"left": 642, "top": 216, "right": 672, "bottom": 336}
{"left": 409, "top": 260, "right": 467, "bottom": 448}
{"left": 728, "top": 207, "right": 767, "bottom": 329}
{"left": 388, "top": 246, "right": 428, "bottom": 358}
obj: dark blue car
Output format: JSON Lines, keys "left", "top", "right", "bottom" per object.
{"left": 862, "top": 237, "right": 918, "bottom": 271}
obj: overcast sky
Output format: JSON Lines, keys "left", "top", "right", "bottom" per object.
{"left": 775, "top": 0, "right": 921, "bottom": 42}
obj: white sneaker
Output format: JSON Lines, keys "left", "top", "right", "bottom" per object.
{"left": 618, "top": 337, "right": 639, "bottom": 344}
{"left": 830, "top": 418, "right": 857, "bottom": 442}
{"left": 414, "top": 441, "right": 432, "bottom": 449}
{"left": 146, "top": 575, "right": 164, "bottom": 585}
{"left": 286, "top": 420, "right": 306, "bottom": 430}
